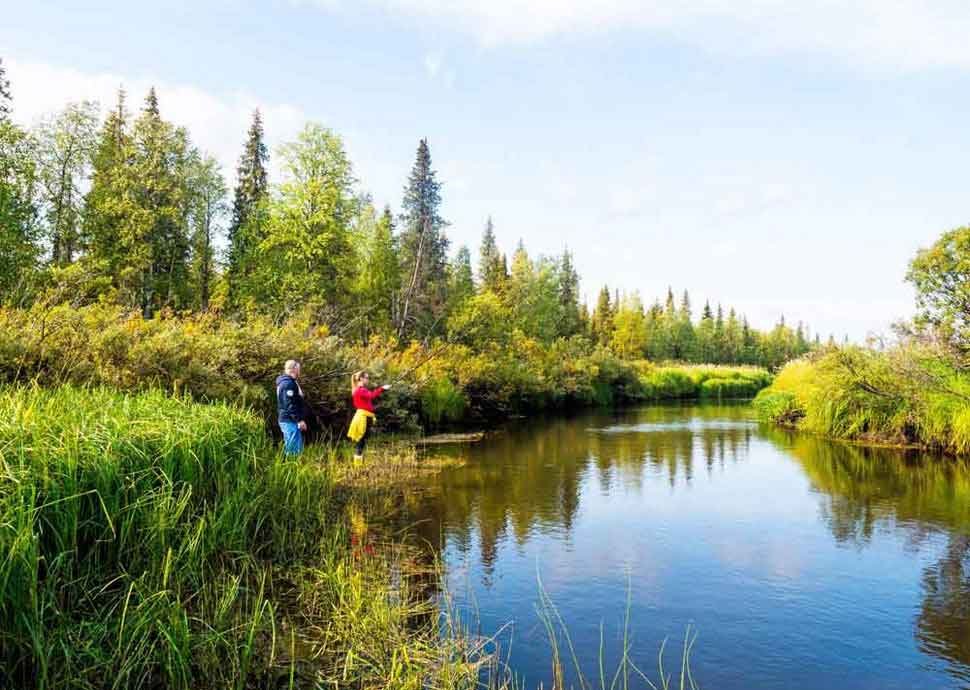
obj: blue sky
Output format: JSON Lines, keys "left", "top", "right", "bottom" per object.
{"left": 5, "top": 0, "right": 970, "bottom": 340}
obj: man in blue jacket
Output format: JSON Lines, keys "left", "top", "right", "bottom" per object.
{"left": 276, "top": 359, "right": 308, "bottom": 455}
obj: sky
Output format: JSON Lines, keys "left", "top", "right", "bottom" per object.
{"left": 4, "top": 0, "right": 970, "bottom": 340}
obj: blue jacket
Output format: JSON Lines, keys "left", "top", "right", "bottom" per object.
{"left": 276, "top": 374, "right": 308, "bottom": 424}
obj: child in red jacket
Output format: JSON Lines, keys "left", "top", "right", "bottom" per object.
{"left": 347, "top": 370, "right": 391, "bottom": 462}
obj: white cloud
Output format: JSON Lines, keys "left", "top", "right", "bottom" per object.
{"left": 324, "top": 0, "right": 970, "bottom": 71}
{"left": 423, "top": 52, "right": 442, "bottom": 78}
{"left": 6, "top": 59, "right": 308, "bottom": 180}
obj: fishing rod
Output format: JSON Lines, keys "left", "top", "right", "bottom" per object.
{"left": 388, "top": 339, "right": 455, "bottom": 387}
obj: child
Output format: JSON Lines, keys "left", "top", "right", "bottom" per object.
{"left": 347, "top": 370, "right": 391, "bottom": 462}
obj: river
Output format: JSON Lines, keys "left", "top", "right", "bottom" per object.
{"left": 403, "top": 403, "right": 970, "bottom": 689}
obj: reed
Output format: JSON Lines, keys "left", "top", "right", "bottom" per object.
{"left": 0, "top": 385, "right": 486, "bottom": 689}
{"left": 754, "top": 346, "right": 970, "bottom": 454}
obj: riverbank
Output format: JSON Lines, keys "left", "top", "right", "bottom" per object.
{"left": 0, "top": 385, "right": 491, "bottom": 689}
{"left": 0, "top": 303, "right": 772, "bottom": 435}
{"left": 753, "top": 345, "right": 970, "bottom": 455}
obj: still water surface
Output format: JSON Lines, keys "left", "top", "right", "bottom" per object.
{"left": 406, "top": 404, "right": 970, "bottom": 689}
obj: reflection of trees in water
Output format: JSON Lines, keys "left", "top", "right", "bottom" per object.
{"left": 407, "top": 404, "right": 753, "bottom": 583}
{"left": 918, "top": 533, "right": 970, "bottom": 681}
{"left": 766, "top": 429, "right": 970, "bottom": 677}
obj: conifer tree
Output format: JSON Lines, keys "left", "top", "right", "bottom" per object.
{"left": 125, "top": 88, "right": 194, "bottom": 315}
{"left": 556, "top": 249, "right": 582, "bottom": 337}
{"left": 591, "top": 285, "right": 615, "bottom": 346}
{"left": 478, "top": 215, "right": 506, "bottom": 293}
{"left": 673, "top": 289, "right": 695, "bottom": 359}
{"left": 84, "top": 90, "right": 133, "bottom": 281}
{"left": 397, "top": 138, "right": 448, "bottom": 336}
{"left": 696, "top": 300, "right": 715, "bottom": 361}
{"left": 664, "top": 287, "right": 676, "bottom": 317}
{"left": 713, "top": 304, "right": 726, "bottom": 362}
{"left": 225, "top": 110, "right": 269, "bottom": 308}
{"left": 448, "top": 245, "right": 475, "bottom": 312}
{"left": 358, "top": 203, "right": 401, "bottom": 337}
{"left": 725, "top": 308, "right": 742, "bottom": 363}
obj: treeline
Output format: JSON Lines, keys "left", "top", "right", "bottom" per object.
{"left": 0, "top": 60, "right": 811, "bottom": 368}
{"left": 590, "top": 287, "right": 814, "bottom": 368}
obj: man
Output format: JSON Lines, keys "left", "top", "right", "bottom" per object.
{"left": 276, "top": 359, "right": 308, "bottom": 455}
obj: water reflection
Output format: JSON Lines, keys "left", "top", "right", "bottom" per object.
{"left": 769, "top": 432, "right": 970, "bottom": 680}
{"left": 398, "top": 404, "right": 970, "bottom": 688}
{"left": 410, "top": 405, "right": 755, "bottom": 561}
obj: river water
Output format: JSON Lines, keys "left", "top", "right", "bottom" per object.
{"left": 405, "top": 403, "right": 970, "bottom": 689}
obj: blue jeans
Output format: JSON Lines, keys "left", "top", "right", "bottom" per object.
{"left": 279, "top": 421, "right": 303, "bottom": 456}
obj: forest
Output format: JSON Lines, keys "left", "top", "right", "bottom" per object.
{"left": 0, "top": 58, "right": 812, "bottom": 391}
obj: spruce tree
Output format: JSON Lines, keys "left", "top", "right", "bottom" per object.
{"left": 713, "top": 304, "right": 726, "bottom": 362}
{"left": 397, "top": 138, "right": 448, "bottom": 337}
{"left": 696, "top": 300, "right": 715, "bottom": 361}
{"left": 725, "top": 308, "right": 742, "bottom": 363}
{"left": 225, "top": 110, "right": 269, "bottom": 308}
{"left": 84, "top": 90, "right": 133, "bottom": 279}
{"left": 126, "top": 88, "right": 193, "bottom": 315}
{"left": 664, "top": 287, "right": 676, "bottom": 316}
{"left": 592, "top": 285, "right": 614, "bottom": 346}
{"left": 478, "top": 215, "right": 505, "bottom": 292}
{"left": 556, "top": 249, "right": 582, "bottom": 337}
{"left": 448, "top": 245, "right": 475, "bottom": 311}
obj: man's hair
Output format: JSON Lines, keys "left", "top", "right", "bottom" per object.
{"left": 284, "top": 359, "right": 301, "bottom": 374}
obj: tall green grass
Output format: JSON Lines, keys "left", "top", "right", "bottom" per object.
{"left": 754, "top": 347, "right": 970, "bottom": 455}
{"left": 636, "top": 363, "right": 771, "bottom": 401}
{"left": 0, "top": 385, "right": 486, "bottom": 689}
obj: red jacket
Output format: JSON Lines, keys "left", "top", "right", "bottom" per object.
{"left": 352, "top": 385, "right": 384, "bottom": 413}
